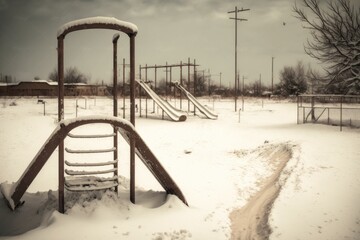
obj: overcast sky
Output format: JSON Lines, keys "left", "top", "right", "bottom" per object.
{"left": 0, "top": 0, "right": 342, "bottom": 88}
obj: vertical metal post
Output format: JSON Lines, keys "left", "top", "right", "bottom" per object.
{"left": 165, "top": 62, "right": 168, "bottom": 99}
{"left": 112, "top": 34, "right": 119, "bottom": 193}
{"left": 145, "top": 64, "right": 148, "bottom": 118}
{"left": 311, "top": 96, "right": 315, "bottom": 121}
{"left": 188, "top": 57, "right": 190, "bottom": 112}
{"left": 129, "top": 34, "right": 136, "bottom": 204}
{"left": 271, "top": 57, "right": 274, "bottom": 93}
{"left": 234, "top": 6, "right": 238, "bottom": 112}
{"left": 57, "top": 37, "right": 65, "bottom": 214}
{"left": 340, "top": 96, "right": 343, "bottom": 131}
{"left": 76, "top": 99, "right": 78, "bottom": 117}
{"left": 180, "top": 61, "right": 183, "bottom": 110}
{"left": 43, "top": 102, "right": 46, "bottom": 116}
{"left": 170, "top": 66, "right": 172, "bottom": 100}
{"left": 139, "top": 65, "right": 142, "bottom": 117}
{"left": 113, "top": 35, "right": 119, "bottom": 118}
{"left": 327, "top": 107, "right": 330, "bottom": 125}
{"left": 194, "top": 59, "right": 196, "bottom": 116}
{"left": 194, "top": 59, "right": 197, "bottom": 97}
{"left": 297, "top": 96, "right": 299, "bottom": 124}
{"left": 123, "top": 58, "right": 126, "bottom": 119}
{"left": 154, "top": 64, "right": 157, "bottom": 112}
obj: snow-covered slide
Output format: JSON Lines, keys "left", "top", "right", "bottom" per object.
{"left": 174, "top": 82, "right": 218, "bottom": 120}
{"left": 0, "top": 116, "right": 187, "bottom": 210}
{"left": 136, "top": 79, "right": 187, "bottom": 122}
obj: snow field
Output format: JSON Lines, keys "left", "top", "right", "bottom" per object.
{"left": 0, "top": 97, "right": 359, "bottom": 239}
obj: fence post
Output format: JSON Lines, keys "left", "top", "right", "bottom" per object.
{"left": 76, "top": 99, "right": 78, "bottom": 118}
{"left": 311, "top": 96, "right": 315, "bottom": 121}
{"left": 327, "top": 108, "right": 330, "bottom": 125}
{"left": 297, "top": 96, "right": 299, "bottom": 124}
{"left": 340, "top": 96, "right": 343, "bottom": 131}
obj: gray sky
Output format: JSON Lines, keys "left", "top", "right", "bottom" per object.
{"left": 0, "top": 0, "right": 327, "bottom": 88}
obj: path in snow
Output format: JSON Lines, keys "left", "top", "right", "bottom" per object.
{"left": 230, "top": 143, "right": 295, "bottom": 240}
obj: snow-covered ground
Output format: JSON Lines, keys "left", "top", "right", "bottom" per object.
{"left": 0, "top": 97, "right": 359, "bottom": 240}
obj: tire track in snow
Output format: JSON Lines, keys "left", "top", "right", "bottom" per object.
{"left": 230, "top": 143, "right": 296, "bottom": 240}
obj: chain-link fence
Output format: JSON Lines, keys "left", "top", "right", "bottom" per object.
{"left": 297, "top": 95, "right": 360, "bottom": 131}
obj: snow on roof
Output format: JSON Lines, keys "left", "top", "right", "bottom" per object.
{"left": 57, "top": 16, "right": 138, "bottom": 37}
{"left": 30, "top": 80, "right": 58, "bottom": 85}
{"left": 0, "top": 82, "right": 18, "bottom": 86}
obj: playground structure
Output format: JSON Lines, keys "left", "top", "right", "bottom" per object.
{"left": 139, "top": 60, "right": 198, "bottom": 113}
{"left": 138, "top": 61, "right": 218, "bottom": 120}
{"left": 175, "top": 82, "right": 218, "bottom": 120}
{"left": 136, "top": 79, "right": 186, "bottom": 121}
{"left": 297, "top": 94, "right": 360, "bottom": 131}
{"left": 0, "top": 17, "right": 187, "bottom": 213}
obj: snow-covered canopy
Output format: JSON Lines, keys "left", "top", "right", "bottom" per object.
{"left": 57, "top": 17, "right": 138, "bottom": 38}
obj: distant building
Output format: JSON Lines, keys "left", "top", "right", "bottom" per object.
{"left": 0, "top": 80, "right": 107, "bottom": 96}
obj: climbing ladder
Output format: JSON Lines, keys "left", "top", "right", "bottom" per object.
{"left": 64, "top": 129, "right": 119, "bottom": 192}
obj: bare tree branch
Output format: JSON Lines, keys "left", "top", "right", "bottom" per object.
{"left": 293, "top": 0, "right": 360, "bottom": 94}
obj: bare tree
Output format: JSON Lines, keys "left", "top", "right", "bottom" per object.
{"left": 293, "top": 0, "right": 360, "bottom": 94}
{"left": 276, "top": 61, "right": 308, "bottom": 96}
{"left": 48, "top": 66, "right": 88, "bottom": 84}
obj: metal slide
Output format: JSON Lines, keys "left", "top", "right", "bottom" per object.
{"left": 174, "top": 82, "right": 218, "bottom": 120}
{"left": 0, "top": 116, "right": 187, "bottom": 210}
{"left": 136, "top": 79, "right": 187, "bottom": 122}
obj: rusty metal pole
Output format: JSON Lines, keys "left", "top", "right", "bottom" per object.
{"left": 112, "top": 34, "right": 119, "bottom": 193}
{"left": 340, "top": 96, "right": 343, "bottom": 131}
{"left": 145, "top": 64, "right": 148, "bottom": 118}
{"left": 129, "top": 34, "right": 136, "bottom": 204}
{"left": 57, "top": 36, "right": 65, "bottom": 214}
{"left": 153, "top": 64, "right": 157, "bottom": 112}
{"left": 170, "top": 66, "right": 172, "bottom": 100}
{"left": 165, "top": 62, "right": 168, "bottom": 99}
{"left": 194, "top": 59, "right": 196, "bottom": 116}
{"left": 188, "top": 58, "right": 190, "bottom": 112}
{"left": 139, "top": 65, "right": 142, "bottom": 117}
{"left": 180, "top": 61, "right": 183, "bottom": 110}
{"left": 123, "top": 58, "right": 126, "bottom": 119}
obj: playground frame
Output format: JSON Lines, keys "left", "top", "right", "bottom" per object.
{"left": 139, "top": 59, "right": 199, "bottom": 113}
{"left": 1, "top": 17, "right": 188, "bottom": 214}
{"left": 57, "top": 17, "right": 137, "bottom": 212}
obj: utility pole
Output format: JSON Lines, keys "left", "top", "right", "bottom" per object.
{"left": 259, "top": 73, "right": 262, "bottom": 96}
{"left": 220, "top": 72, "right": 222, "bottom": 89}
{"left": 228, "top": 6, "right": 250, "bottom": 112}
{"left": 271, "top": 56, "right": 274, "bottom": 93}
{"left": 242, "top": 75, "right": 246, "bottom": 94}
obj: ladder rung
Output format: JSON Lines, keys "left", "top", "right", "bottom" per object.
{"left": 67, "top": 133, "right": 116, "bottom": 138}
{"left": 65, "top": 147, "right": 116, "bottom": 154}
{"left": 65, "top": 159, "right": 118, "bottom": 167}
{"left": 65, "top": 176, "right": 118, "bottom": 186}
{"left": 65, "top": 168, "right": 117, "bottom": 176}
{"left": 65, "top": 182, "right": 118, "bottom": 192}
